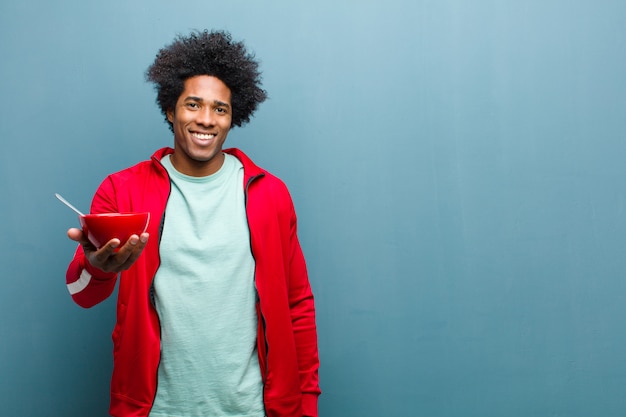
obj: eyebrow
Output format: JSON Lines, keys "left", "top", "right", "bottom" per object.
{"left": 185, "top": 96, "right": 231, "bottom": 108}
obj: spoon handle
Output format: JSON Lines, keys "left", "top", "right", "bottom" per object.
{"left": 55, "top": 193, "right": 85, "bottom": 216}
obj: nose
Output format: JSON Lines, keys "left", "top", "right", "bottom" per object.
{"left": 196, "top": 107, "right": 215, "bottom": 127}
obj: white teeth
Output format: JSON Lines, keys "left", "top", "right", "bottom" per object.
{"left": 192, "top": 133, "right": 215, "bottom": 140}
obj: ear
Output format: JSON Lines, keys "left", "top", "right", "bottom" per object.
{"left": 166, "top": 108, "right": 174, "bottom": 123}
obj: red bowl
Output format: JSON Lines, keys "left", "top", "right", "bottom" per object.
{"left": 79, "top": 212, "right": 150, "bottom": 249}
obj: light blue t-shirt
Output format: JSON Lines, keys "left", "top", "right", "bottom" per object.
{"left": 149, "top": 154, "right": 264, "bottom": 417}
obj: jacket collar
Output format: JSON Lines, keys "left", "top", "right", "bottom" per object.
{"left": 224, "top": 147, "right": 265, "bottom": 178}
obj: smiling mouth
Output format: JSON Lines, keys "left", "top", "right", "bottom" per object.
{"left": 191, "top": 132, "right": 216, "bottom": 140}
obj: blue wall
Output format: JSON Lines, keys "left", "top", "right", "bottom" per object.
{"left": 2, "top": 1, "right": 626, "bottom": 416}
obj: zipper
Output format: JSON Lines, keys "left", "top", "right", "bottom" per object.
{"left": 148, "top": 155, "right": 172, "bottom": 309}
{"left": 245, "top": 173, "right": 270, "bottom": 384}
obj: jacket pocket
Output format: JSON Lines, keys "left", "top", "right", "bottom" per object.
{"left": 112, "top": 302, "right": 127, "bottom": 353}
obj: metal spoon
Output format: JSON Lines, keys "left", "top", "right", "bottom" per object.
{"left": 55, "top": 193, "right": 85, "bottom": 216}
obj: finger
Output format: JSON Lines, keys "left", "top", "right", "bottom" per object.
{"left": 110, "top": 233, "right": 148, "bottom": 263}
{"left": 112, "top": 235, "right": 149, "bottom": 271}
{"left": 117, "top": 233, "right": 149, "bottom": 252}
{"left": 86, "top": 234, "right": 150, "bottom": 273}
{"left": 68, "top": 228, "right": 99, "bottom": 256}
{"left": 67, "top": 228, "right": 87, "bottom": 243}
{"left": 91, "top": 238, "right": 122, "bottom": 265}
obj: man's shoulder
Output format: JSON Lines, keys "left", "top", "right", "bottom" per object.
{"left": 92, "top": 148, "right": 171, "bottom": 212}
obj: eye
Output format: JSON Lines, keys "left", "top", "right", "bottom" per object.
{"left": 186, "top": 102, "right": 199, "bottom": 109}
{"left": 215, "top": 107, "right": 228, "bottom": 114}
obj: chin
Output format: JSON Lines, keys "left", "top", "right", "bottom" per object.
{"left": 192, "top": 151, "right": 222, "bottom": 162}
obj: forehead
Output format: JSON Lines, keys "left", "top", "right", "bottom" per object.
{"left": 180, "top": 75, "right": 231, "bottom": 103}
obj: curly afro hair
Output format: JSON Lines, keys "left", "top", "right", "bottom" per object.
{"left": 146, "top": 30, "right": 268, "bottom": 130}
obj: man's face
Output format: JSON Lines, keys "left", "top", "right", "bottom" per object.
{"left": 167, "top": 75, "right": 232, "bottom": 177}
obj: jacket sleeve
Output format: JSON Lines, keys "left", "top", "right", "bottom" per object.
{"left": 65, "top": 176, "right": 119, "bottom": 308}
{"left": 286, "top": 202, "right": 321, "bottom": 417}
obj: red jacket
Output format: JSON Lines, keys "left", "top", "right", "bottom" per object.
{"left": 66, "top": 147, "right": 320, "bottom": 417}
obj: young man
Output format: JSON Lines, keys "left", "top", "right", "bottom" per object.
{"left": 65, "top": 30, "right": 320, "bottom": 417}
